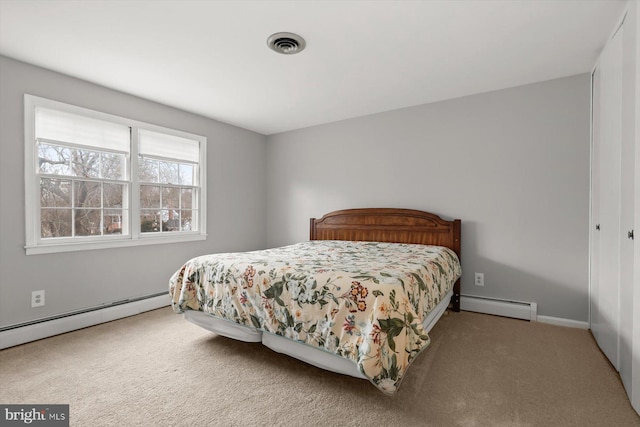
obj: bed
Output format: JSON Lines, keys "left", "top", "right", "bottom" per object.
{"left": 169, "top": 208, "right": 461, "bottom": 395}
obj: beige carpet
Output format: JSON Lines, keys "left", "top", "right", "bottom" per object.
{"left": 1, "top": 308, "right": 638, "bottom": 427}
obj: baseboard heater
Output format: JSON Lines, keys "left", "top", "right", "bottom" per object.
{"left": 460, "top": 294, "right": 537, "bottom": 321}
{"left": 0, "top": 293, "right": 170, "bottom": 350}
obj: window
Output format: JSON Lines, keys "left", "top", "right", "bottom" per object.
{"left": 25, "top": 95, "right": 207, "bottom": 254}
{"left": 138, "top": 130, "right": 200, "bottom": 234}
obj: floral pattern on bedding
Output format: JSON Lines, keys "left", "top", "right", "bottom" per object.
{"left": 169, "top": 240, "right": 461, "bottom": 395}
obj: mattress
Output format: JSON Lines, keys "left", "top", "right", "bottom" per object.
{"left": 183, "top": 288, "right": 453, "bottom": 379}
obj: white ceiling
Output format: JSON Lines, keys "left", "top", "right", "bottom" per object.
{"left": 0, "top": 0, "right": 627, "bottom": 135}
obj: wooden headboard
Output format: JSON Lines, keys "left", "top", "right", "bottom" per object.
{"left": 310, "top": 208, "right": 461, "bottom": 311}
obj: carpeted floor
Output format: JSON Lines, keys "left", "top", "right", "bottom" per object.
{"left": 1, "top": 308, "right": 639, "bottom": 427}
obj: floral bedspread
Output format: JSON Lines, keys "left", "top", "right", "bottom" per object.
{"left": 169, "top": 240, "right": 461, "bottom": 395}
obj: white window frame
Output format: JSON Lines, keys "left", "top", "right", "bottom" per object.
{"left": 24, "top": 94, "right": 207, "bottom": 255}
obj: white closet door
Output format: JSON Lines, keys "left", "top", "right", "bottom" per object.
{"left": 590, "top": 66, "right": 602, "bottom": 352}
{"left": 619, "top": 15, "right": 637, "bottom": 394}
{"left": 633, "top": 1, "right": 640, "bottom": 414}
{"left": 592, "top": 26, "right": 623, "bottom": 370}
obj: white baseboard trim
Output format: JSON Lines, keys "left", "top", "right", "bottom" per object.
{"left": 537, "top": 315, "right": 589, "bottom": 330}
{"left": 0, "top": 294, "right": 590, "bottom": 350}
{"left": 461, "top": 294, "right": 537, "bottom": 321}
{"left": 460, "top": 295, "right": 589, "bottom": 329}
{"left": 0, "top": 295, "right": 170, "bottom": 350}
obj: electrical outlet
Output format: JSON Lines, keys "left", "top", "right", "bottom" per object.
{"left": 31, "top": 290, "right": 45, "bottom": 307}
{"left": 474, "top": 273, "right": 484, "bottom": 287}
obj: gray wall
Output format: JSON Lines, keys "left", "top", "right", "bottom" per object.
{"left": 266, "top": 74, "right": 591, "bottom": 321}
{"left": 0, "top": 56, "right": 591, "bottom": 326}
{"left": 0, "top": 56, "right": 268, "bottom": 328}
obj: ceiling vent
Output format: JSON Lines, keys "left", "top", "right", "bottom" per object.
{"left": 267, "top": 32, "right": 306, "bottom": 55}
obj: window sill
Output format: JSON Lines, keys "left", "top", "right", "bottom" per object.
{"left": 25, "top": 233, "right": 207, "bottom": 255}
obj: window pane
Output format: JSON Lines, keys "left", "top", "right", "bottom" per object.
{"left": 71, "top": 149, "right": 101, "bottom": 178}
{"left": 138, "top": 157, "right": 158, "bottom": 183}
{"left": 140, "top": 211, "right": 161, "bottom": 233}
{"left": 41, "top": 178, "right": 71, "bottom": 207}
{"left": 179, "top": 164, "right": 194, "bottom": 185}
{"left": 101, "top": 152, "right": 125, "bottom": 180}
{"left": 104, "top": 183, "right": 124, "bottom": 208}
{"left": 75, "top": 209, "right": 101, "bottom": 236}
{"left": 140, "top": 185, "right": 160, "bottom": 208}
{"left": 162, "top": 187, "right": 179, "bottom": 209}
{"left": 38, "top": 144, "right": 72, "bottom": 175}
{"left": 75, "top": 181, "right": 101, "bottom": 208}
{"left": 181, "top": 210, "right": 193, "bottom": 231}
{"left": 181, "top": 188, "right": 193, "bottom": 209}
{"left": 158, "top": 161, "right": 179, "bottom": 184}
{"left": 161, "top": 209, "right": 180, "bottom": 231}
{"left": 104, "top": 209, "right": 124, "bottom": 234}
{"left": 41, "top": 208, "right": 72, "bottom": 238}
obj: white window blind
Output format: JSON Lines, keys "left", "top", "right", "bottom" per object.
{"left": 36, "top": 107, "right": 130, "bottom": 152}
{"left": 139, "top": 129, "right": 200, "bottom": 163}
